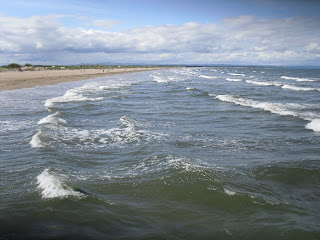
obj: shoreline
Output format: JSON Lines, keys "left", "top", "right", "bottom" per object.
{"left": 0, "top": 67, "right": 164, "bottom": 91}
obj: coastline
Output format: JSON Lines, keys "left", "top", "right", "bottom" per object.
{"left": 0, "top": 67, "right": 163, "bottom": 91}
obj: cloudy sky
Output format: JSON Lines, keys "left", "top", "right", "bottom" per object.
{"left": 1, "top": 0, "right": 320, "bottom": 66}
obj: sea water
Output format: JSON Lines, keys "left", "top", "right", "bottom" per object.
{"left": 0, "top": 67, "right": 319, "bottom": 239}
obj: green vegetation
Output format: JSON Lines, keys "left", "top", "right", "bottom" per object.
{"left": 0, "top": 63, "right": 172, "bottom": 72}
{"left": 5, "top": 63, "right": 22, "bottom": 69}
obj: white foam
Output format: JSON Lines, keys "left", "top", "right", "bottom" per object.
{"left": 281, "top": 84, "right": 319, "bottom": 92}
{"left": 226, "top": 78, "right": 242, "bottom": 82}
{"left": 38, "top": 112, "right": 67, "bottom": 125}
{"left": 246, "top": 80, "right": 273, "bottom": 86}
{"left": 216, "top": 94, "right": 320, "bottom": 132}
{"left": 186, "top": 87, "right": 196, "bottom": 91}
{"left": 216, "top": 95, "right": 299, "bottom": 117}
{"left": 199, "top": 75, "right": 218, "bottom": 79}
{"left": 41, "top": 116, "right": 167, "bottom": 148}
{"left": 98, "top": 116, "right": 166, "bottom": 147}
{"left": 224, "top": 188, "right": 237, "bottom": 196}
{"left": 30, "top": 131, "right": 44, "bottom": 148}
{"left": 152, "top": 75, "right": 168, "bottom": 83}
{"left": 0, "top": 120, "right": 32, "bottom": 132}
{"left": 228, "top": 73, "right": 245, "bottom": 76}
{"left": 45, "top": 88, "right": 103, "bottom": 109}
{"left": 281, "top": 76, "right": 316, "bottom": 82}
{"left": 305, "top": 119, "right": 320, "bottom": 132}
{"left": 98, "top": 83, "right": 130, "bottom": 90}
{"left": 37, "top": 169, "right": 84, "bottom": 199}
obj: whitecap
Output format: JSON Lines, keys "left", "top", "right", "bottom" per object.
{"left": 226, "top": 78, "right": 242, "bottom": 82}
{"left": 281, "top": 84, "right": 319, "bottom": 92}
{"left": 281, "top": 76, "right": 316, "bottom": 82}
{"left": 152, "top": 75, "right": 168, "bottom": 83}
{"left": 30, "top": 131, "right": 44, "bottom": 148}
{"left": 305, "top": 119, "right": 320, "bottom": 132}
{"left": 38, "top": 112, "right": 67, "bottom": 125}
{"left": 45, "top": 88, "right": 103, "bottom": 109}
{"left": 246, "top": 80, "right": 273, "bottom": 86}
{"left": 199, "top": 75, "right": 218, "bottom": 79}
{"left": 37, "top": 169, "right": 84, "bottom": 199}
{"left": 228, "top": 73, "right": 245, "bottom": 76}
{"left": 216, "top": 95, "right": 299, "bottom": 117}
{"left": 224, "top": 188, "right": 237, "bottom": 196}
{"left": 186, "top": 87, "right": 196, "bottom": 91}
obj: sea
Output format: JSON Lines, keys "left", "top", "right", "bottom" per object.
{"left": 0, "top": 67, "right": 319, "bottom": 239}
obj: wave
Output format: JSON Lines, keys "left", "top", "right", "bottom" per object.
{"left": 98, "top": 83, "right": 130, "bottom": 90}
{"left": 38, "top": 112, "right": 67, "bottom": 125}
{"left": 216, "top": 95, "right": 299, "bottom": 117}
{"left": 281, "top": 76, "right": 316, "bottom": 82}
{"left": 228, "top": 73, "right": 245, "bottom": 76}
{"left": 281, "top": 84, "right": 319, "bottom": 92}
{"left": 0, "top": 120, "right": 33, "bottom": 132}
{"left": 305, "top": 119, "right": 320, "bottom": 132}
{"left": 186, "top": 87, "right": 196, "bottom": 91}
{"left": 30, "top": 131, "right": 44, "bottom": 148}
{"left": 246, "top": 80, "right": 274, "bottom": 86}
{"left": 245, "top": 80, "right": 319, "bottom": 92}
{"left": 98, "top": 116, "right": 167, "bottom": 147}
{"left": 215, "top": 95, "right": 320, "bottom": 132}
{"left": 31, "top": 116, "right": 167, "bottom": 149}
{"left": 44, "top": 87, "right": 104, "bottom": 109}
{"left": 226, "top": 78, "right": 242, "bottom": 82}
{"left": 199, "top": 75, "right": 218, "bottom": 79}
{"left": 102, "top": 154, "right": 208, "bottom": 181}
{"left": 37, "top": 168, "right": 84, "bottom": 199}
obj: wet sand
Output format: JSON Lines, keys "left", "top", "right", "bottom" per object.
{"left": 0, "top": 68, "right": 161, "bottom": 91}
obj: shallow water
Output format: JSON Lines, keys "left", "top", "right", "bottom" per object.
{"left": 1, "top": 67, "right": 319, "bottom": 239}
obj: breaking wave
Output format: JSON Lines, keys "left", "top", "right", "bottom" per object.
{"left": 37, "top": 168, "right": 84, "bottom": 199}
{"left": 281, "top": 76, "right": 316, "bottom": 82}
{"left": 281, "top": 84, "right": 319, "bottom": 92}
{"left": 199, "top": 75, "right": 218, "bottom": 79}
{"left": 38, "top": 112, "right": 67, "bottom": 125}
{"left": 30, "top": 116, "right": 167, "bottom": 149}
{"left": 216, "top": 94, "right": 320, "bottom": 132}
{"left": 246, "top": 80, "right": 274, "bottom": 86}
{"left": 228, "top": 73, "right": 245, "bottom": 76}
{"left": 305, "top": 119, "right": 320, "bottom": 132}
{"left": 226, "top": 78, "right": 242, "bottom": 82}
{"left": 30, "top": 131, "right": 44, "bottom": 148}
{"left": 44, "top": 87, "right": 104, "bottom": 109}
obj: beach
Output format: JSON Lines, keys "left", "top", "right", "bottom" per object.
{"left": 0, "top": 67, "right": 161, "bottom": 90}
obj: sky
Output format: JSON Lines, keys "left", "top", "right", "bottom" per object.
{"left": 1, "top": 0, "right": 320, "bottom": 66}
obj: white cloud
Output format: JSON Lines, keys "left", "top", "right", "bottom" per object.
{"left": 88, "top": 19, "right": 122, "bottom": 29}
{"left": 0, "top": 14, "right": 319, "bottom": 65}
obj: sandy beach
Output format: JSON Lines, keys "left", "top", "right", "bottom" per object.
{"left": 0, "top": 67, "right": 161, "bottom": 91}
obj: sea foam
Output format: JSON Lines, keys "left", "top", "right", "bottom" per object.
{"left": 281, "top": 84, "right": 319, "bottom": 92}
{"left": 38, "top": 112, "right": 67, "bottom": 125}
{"left": 216, "top": 94, "right": 320, "bottom": 132}
{"left": 281, "top": 76, "right": 316, "bottom": 82}
{"left": 30, "top": 131, "right": 44, "bottom": 148}
{"left": 228, "top": 73, "right": 245, "bottom": 76}
{"left": 216, "top": 95, "right": 299, "bottom": 117}
{"left": 246, "top": 80, "right": 274, "bottom": 86}
{"left": 226, "top": 78, "right": 242, "bottom": 82}
{"left": 199, "top": 75, "right": 218, "bottom": 79}
{"left": 45, "top": 88, "right": 103, "bottom": 109}
{"left": 37, "top": 169, "right": 84, "bottom": 199}
{"left": 305, "top": 119, "right": 320, "bottom": 132}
